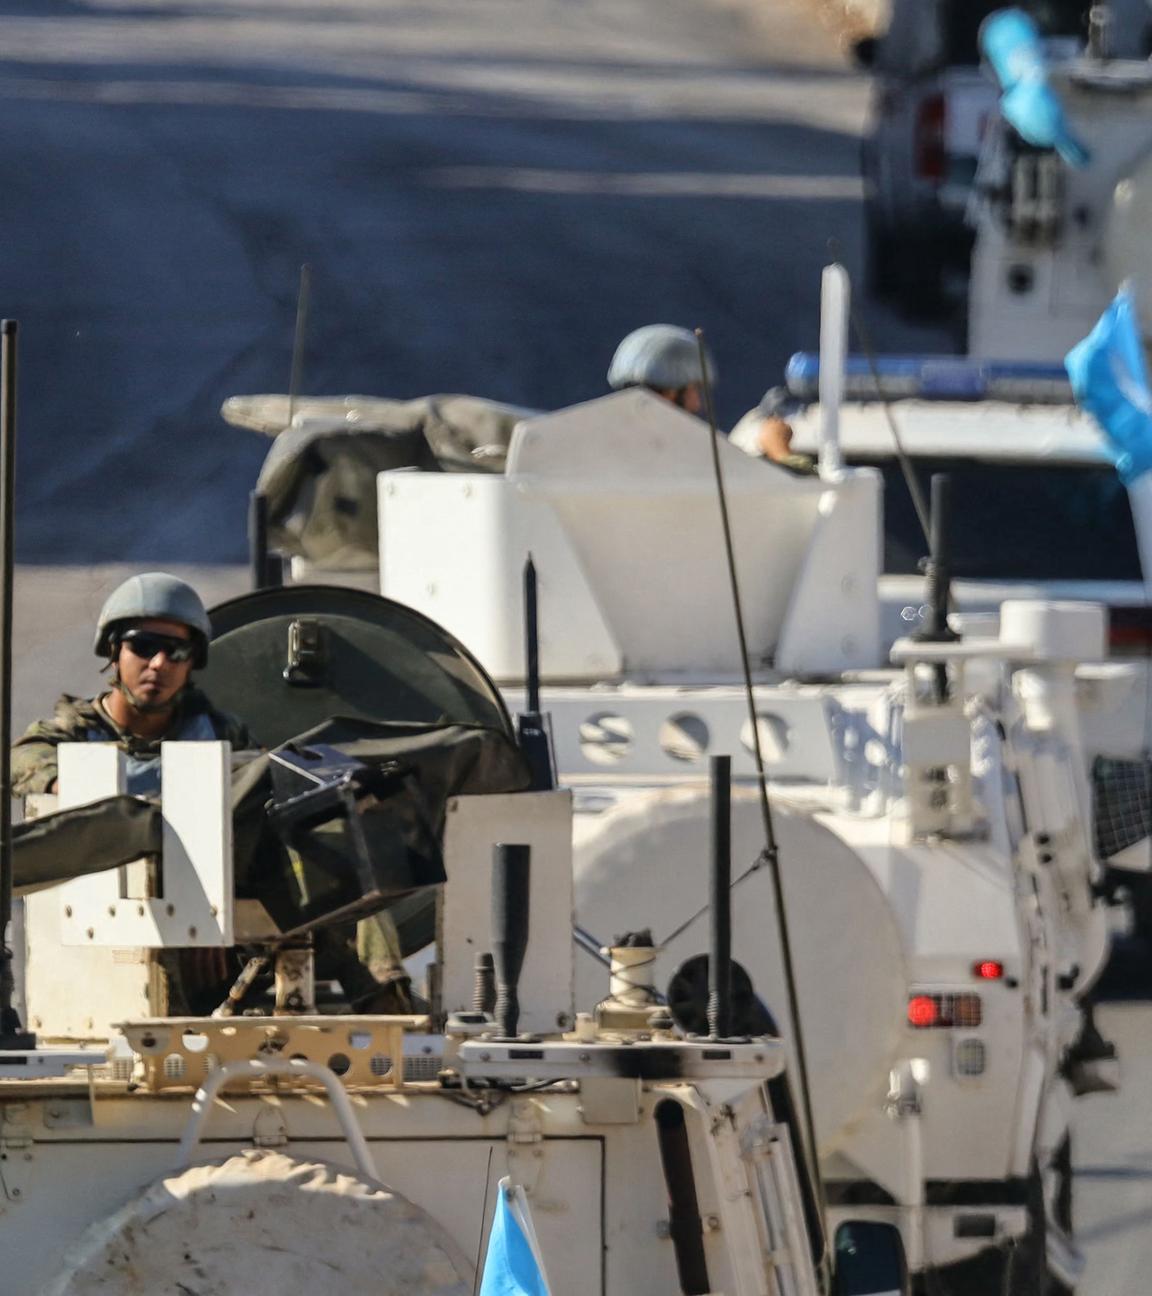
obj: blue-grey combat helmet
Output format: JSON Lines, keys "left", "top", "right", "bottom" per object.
{"left": 94, "top": 572, "right": 211, "bottom": 668}
{"left": 606, "top": 324, "right": 716, "bottom": 392}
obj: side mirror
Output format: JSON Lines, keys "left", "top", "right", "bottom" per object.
{"left": 851, "top": 36, "right": 880, "bottom": 70}
{"left": 832, "top": 1220, "right": 910, "bottom": 1296}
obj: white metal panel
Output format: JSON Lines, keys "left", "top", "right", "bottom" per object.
{"left": 517, "top": 393, "right": 829, "bottom": 677}
{"left": 441, "top": 791, "right": 574, "bottom": 1034}
{"left": 508, "top": 687, "right": 842, "bottom": 784}
{"left": 506, "top": 387, "right": 716, "bottom": 479}
{"left": 56, "top": 742, "right": 233, "bottom": 949}
{"left": 776, "top": 469, "right": 883, "bottom": 672}
{"left": 378, "top": 472, "right": 621, "bottom": 681}
{"left": 25, "top": 747, "right": 153, "bottom": 1037}
{"left": 9, "top": 1133, "right": 603, "bottom": 1296}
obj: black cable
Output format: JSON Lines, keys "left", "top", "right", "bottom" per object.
{"left": 846, "top": 300, "right": 933, "bottom": 547}
{"left": 695, "top": 328, "right": 830, "bottom": 1290}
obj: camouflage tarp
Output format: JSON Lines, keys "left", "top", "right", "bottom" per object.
{"left": 222, "top": 393, "right": 539, "bottom": 568}
{"left": 13, "top": 795, "right": 162, "bottom": 895}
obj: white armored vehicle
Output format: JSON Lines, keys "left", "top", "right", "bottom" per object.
{"left": 369, "top": 336, "right": 1114, "bottom": 1291}
{"left": 215, "top": 266, "right": 1121, "bottom": 1290}
{"left": 0, "top": 575, "right": 861, "bottom": 1296}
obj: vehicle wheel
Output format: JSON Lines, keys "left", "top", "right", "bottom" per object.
{"left": 1004, "top": 1161, "right": 1073, "bottom": 1295}
{"left": 864, "top": 216, "right": 899, "bottom": 299}
{"left": 892, "top": 236, "right": 946, "bottom": 320}
{"left": 1053, "top": 1135, "right": 1073, "bottom": 1235}
{"left": 1126, "top": 873, "right": 1152, "bottom": 944}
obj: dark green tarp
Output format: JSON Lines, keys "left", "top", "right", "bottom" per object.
{"left": 14, "top": 795, "right": 162, "bottom": 895}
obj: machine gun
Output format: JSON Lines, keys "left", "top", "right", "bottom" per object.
{"left": 15, "top": 583, "right": 530, "bottom": 1027}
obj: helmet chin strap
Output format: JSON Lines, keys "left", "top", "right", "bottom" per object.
{"left": 108, "top": 665, "right": 186, "bottom": 717}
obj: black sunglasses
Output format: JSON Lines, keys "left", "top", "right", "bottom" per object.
{"left": 119, "top": 629, "right": 197, "bottom": 664}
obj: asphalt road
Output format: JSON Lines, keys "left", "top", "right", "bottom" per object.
{"left": 12, "top": 4, "right": 1145, "bottom": 1294}
{"left": 0, "top": 0, "right": 946, "bottom": 568}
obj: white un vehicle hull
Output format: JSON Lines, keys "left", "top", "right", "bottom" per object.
{"left": 370, "top": 355, "right": 1115, "bottom": 1292}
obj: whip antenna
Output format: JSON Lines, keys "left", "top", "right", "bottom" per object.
{"left": 0, "top": 321, "right": 32, "bottom": 1049}
{"left": 845, "top": 291, "right": 931, "bottom": 546}
{"left": 695, "top": 327, "right": 827, "bottom": 1280}
{"left": 286, "top": 262, "right": 312, "bottom": 429}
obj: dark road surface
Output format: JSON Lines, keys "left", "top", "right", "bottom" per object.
{"left": 0, "top": 0, "right": 946, "bottom": 563}
{"left": 4, "top": 13, "right": 1149, "bottom": 1295}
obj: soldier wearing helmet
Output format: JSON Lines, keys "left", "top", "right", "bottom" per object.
{"left": 11, "top": 572, "right": 254, "bottom": 798}
{"left": 607, "top": 324, "right": 714, "bottom": 415}
{"left": 608, "top": 325, "right": 814, "bottom": 473}
{"left": 10, "top": 577, "right": 417, "bottom": 1014}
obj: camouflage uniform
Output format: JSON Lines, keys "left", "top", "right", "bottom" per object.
{"left": 11, "top": 686, "right": 254, "bottom": 798}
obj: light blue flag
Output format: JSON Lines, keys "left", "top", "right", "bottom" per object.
{"left": 980, "top": 9, "right": 1090, "bottom": 167}
{"left": 1065, "top": 286, "right": 1152, "bottom": 484}
{"left": 479, "top": 1180, "right": 551, "bottom": 1296}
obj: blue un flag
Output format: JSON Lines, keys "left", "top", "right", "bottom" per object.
{"left": 980, "top": 8, "right": 1089, "bottom": 167}
{"left": 479, "top": 1179, "right": 551, "bottom": 1296}
{"left": 1066, "top": 286, "right": 1152, "bottom": 484}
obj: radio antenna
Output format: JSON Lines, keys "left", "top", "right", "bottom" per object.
{"left": 0, "top": 322, "right": 32, "bottom": 1049}
{"left": 286, "top": 262, "right": 312, "bottom": 429}
{"left": 695, "top": 327, "right": 828, "bottom": 1283}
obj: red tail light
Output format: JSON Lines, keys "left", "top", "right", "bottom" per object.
{"left": 915, "top": 94, "right": 947, "bottom": 185}
{"left": 907, "top": 995, "right": 940, "bottom": 1028}
{"left": 908, "top": 993, "right": 982, "bottom": 1029}
{"left": 974, "top": 960, "right": 1004, "bottom": 981}
{"left": 1109, "top": 607, "right": 1152, "bottom": 655}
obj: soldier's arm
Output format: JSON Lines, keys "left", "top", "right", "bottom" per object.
{"left": 10, "top": 719, "right": 71, "bottom": 797}
{"left": 218, "top": 709, "right": 259, "bottom": 752}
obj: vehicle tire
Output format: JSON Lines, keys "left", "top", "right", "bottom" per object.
{"left": 892, "top": 235, "right": 946, "bottom": 320}
{"left": 1004, "top": 1160, "right": 1074, "bottom": 1296}
{"left": 1054, "top": 1135, "right": 1074, "bottom": 1235}
{"left": 864, "top": 215, "right": 899, "bottom": 300}
{"left": 1126, "top": 872, "right": 1152, "bottom": 944}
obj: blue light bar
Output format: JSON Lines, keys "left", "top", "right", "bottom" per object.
{"left": 784, "top": 354, "right": 1073, "bottom": 404}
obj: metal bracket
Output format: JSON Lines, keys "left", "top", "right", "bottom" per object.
{"left": 118, "top": 1014, "right": 428, "bottom": 1092}
{"left": 252, "top": 1102, "right": 289, "bottom": 1150}
{"left": 0, "top": 1105, "right": 33, "bottom": 1204}
{"left": 42, "top": 1097, "right": 93, "bottom": 1130}
{"left": 507, "top": 1098, "right": 544, "bottom": 1146}
{"left": 283, "top": 618, "right": 327, "bottom": 686}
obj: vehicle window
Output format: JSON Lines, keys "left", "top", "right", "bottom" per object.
{"left": 941, "top": 0, "right": 1004, "bottom": 64}
{"left": 940, "top": 0, "right": 1088, "bottom": 64}
{"left": 852, "top": 456, "right": 1143, "bottom": 582}
{"left": 1027, "top": 0, "right": 1091, "bottom": 38}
